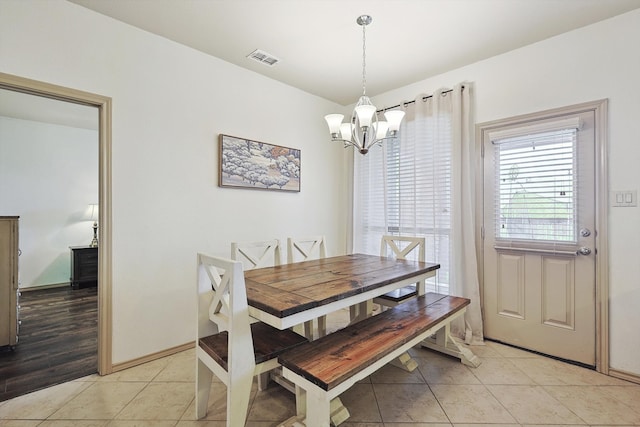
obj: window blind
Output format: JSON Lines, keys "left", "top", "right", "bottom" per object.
{"left": 493, "top": 125, "right": 578, "bottom": 247}
{"left": 354, "top": 100, "right": 453, "bottom": 289}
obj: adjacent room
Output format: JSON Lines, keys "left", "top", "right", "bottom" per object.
{"left": 1, "top": 0, "right": 639, "bottom": 425}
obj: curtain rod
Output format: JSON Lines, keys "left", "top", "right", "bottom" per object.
{"left": 377, "top": 85, "right": 464, "bottom": 113}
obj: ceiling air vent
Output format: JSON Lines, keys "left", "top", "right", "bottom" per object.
{"left": 247, "top": 49, "right": 280, "bottom": 67}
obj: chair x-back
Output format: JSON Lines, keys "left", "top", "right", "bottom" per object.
{"left": 286, "top": 235, "right": 326, "bottom": 263}
{"left": 287, "top": 236, "right": 328, "bottom": 338}
{"left": 374, "top": 235, "right": 426, "bottom": 307}
{"left": 195, "top": 253, "right": 307, "bottom": 425}
{"left": 231, "top": 239, "right": 282, "bottom": 270}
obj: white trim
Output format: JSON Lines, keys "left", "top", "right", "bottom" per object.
{"left": 489, "top": 116, "right": 582, "bottom": 142}
{"left": 0, "top": 72, "right": 113, "bottom": 375}
{"left": 476, "top": 99, "right": 608, "bottom": 374}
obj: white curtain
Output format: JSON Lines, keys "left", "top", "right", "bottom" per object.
{"left": 450, "top": 83, "right": 483, "bottom": 343}
{"left": 353, "top": 82, "right": 484, "bottom": 343}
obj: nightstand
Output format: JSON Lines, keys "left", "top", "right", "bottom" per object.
{"left": 70, "top": 246, "right": 98, "bottom": 289}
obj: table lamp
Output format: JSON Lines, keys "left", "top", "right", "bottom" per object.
{"left": 86, "top": 203, "right": 98, "bottom": 247}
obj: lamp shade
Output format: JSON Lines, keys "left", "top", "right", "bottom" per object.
{"left": 384, "top": 110, "right": 405, "bottom": 132}
{"left": 340, "top": 123, "right": 353, "bottom": 140}
{"left": 85, "top": 204, "right": 99, "bottom": 222}
{"left": 373, "top": 121, "right": 389, "bottom": 140}
{"left": 324, "top": 114, "right": 344, "bottom": 135}
{"left": 355, "top": 104, "right": 376, "bottom": 128}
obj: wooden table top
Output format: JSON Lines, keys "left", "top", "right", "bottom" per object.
{"left": 245, "top": 253, "right": 440, "bottom": 319}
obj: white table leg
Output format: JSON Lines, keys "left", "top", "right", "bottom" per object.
{"left": 349, "top": 300, "right": 373, "bottom": 324}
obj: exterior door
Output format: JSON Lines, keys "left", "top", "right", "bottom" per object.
{"left": 482, "top": 108, "right": 596, "bottom": 366}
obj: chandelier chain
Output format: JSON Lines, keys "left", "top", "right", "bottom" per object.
{"left": 362, "top": 22, "right": 366, "bottom": 96}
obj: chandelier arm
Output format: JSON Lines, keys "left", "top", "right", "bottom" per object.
{"left": 365, "top": 137, "right": 382, "bottom": 151}
{"left": 364, "top": 134, "right": 399, "bottom": 151}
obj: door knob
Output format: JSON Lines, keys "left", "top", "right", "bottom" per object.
{"left": 577, "top": 247, "right": 591, "bottom": 255}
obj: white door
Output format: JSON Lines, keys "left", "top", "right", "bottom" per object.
{"left": 482, "top": 109, "right": 596, "bottom": 366}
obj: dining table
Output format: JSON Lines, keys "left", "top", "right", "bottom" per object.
{"left": 242, "top": 253, "right": 479, "bottom": 426}
{"left": 244, "top": 252, "right": 440, "bottom": 330}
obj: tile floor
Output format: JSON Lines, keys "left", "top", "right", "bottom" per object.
{"left": 1, "top": 332, "right": 639, "bottom": 426}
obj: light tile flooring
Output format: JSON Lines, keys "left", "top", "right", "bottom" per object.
{"left": 1, "top": 336, "right": 640, "bottom": 426}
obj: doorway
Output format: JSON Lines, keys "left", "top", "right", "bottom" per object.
{"left": 477, "top": 100, "right": 609, "bottom": 372}
{"left": 0, "top": 72, "right": 113, "bottom": 376}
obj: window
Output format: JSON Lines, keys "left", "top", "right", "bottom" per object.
{"left": 490, "top": 117, "right": 581, "bottom": 249}
{"left": 353, "top": 97, "right": 453, "bottom": 291}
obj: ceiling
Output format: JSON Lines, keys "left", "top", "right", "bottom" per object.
{"left": 68, "top": 0, "right": 640, "bottom": 106}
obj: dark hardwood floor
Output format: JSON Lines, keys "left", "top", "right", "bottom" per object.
{"left": 0, "top": 286, "right": 97, "bottom": 402}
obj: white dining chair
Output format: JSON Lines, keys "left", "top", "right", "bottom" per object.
{"left": 231, "top": 239, "right": 281, "bottom": 270}
{"left": 287, "top": 236, "right": 328, "bottom": 338}
{"left": 370, "top": 235, "right": 427, "bottom": 372}
{"left": 195, "top": 253, "right": 307, "bottom": 425}
{"left": 374, "top": 235, "right": 426, "bottom": 308}
{"left": 287, "top": 235, "right": 327, "bottom": 263}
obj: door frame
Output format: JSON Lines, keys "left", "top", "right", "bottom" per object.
{"left": 476, "top": 99, "right": 609, "bottom": 374}
{"left": 0, "top": 72, "right": 113, "bottom": 375}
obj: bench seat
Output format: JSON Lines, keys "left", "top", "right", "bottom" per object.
{"left": 278, "top": 292, "right": 469, "bottom": 392}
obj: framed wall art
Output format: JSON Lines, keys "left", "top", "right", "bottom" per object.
{"left": 218, "top": 134, "right": 301, "bottom": 192}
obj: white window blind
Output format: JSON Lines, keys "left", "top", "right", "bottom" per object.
{"left": 354, "top": 99, "right": 453, "bottom": 290}
{"left": 492, "top": 122, "right": 579, "bottom": 248}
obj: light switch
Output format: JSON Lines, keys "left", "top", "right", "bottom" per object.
{"left": 612, "top": 190, "right": 637, "bottom": 207}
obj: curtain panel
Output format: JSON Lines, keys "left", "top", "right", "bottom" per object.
{"left": 353, "top": 82, "right": 484, "bottom": 343}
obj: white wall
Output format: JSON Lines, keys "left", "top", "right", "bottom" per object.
{"left": 370, "top": 9, "right": 640, "bottom": 377}
{"left": 0, "top": 116, "right": 99, "bottom": 288}
{"left": 0, "top": 0, "right": 348, "bottom": 363}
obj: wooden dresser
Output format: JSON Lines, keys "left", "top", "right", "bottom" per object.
{"left": 70, "top": 245, "right": 98, "bottom": 289}
{"left": 0, "top": 216, "right": 20, "bottom": 349}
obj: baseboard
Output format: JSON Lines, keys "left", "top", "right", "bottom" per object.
{"left": 110, "top": 341, "right": 195, "bottom": 373}
{"left": 609, "top": 368, "right": 640, "bottom": 385}
{"left": 19, "top": 282, "right": 70, "bottom": 292}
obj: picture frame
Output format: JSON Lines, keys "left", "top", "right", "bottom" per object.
{"left": 218, "top": 134, "right": 301, "bottom": 192}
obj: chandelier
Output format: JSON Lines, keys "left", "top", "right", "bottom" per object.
{"left": 324, "top": 15, "right": 405, "bottom": 155}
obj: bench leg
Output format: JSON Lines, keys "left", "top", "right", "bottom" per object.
{"left": 291, "top": 385, "right": 349, "bottom": 427}
{"left": 196, "top": 357, "right": 213, "bottom": 419}
{"left": 330, "top": 397, "right": 350, "bottom": 426}
{"left": 390, "top": 351, "right": 418, "bottom": 372}
{"left": 295, "top": 385, "right": 306, "bottom": 417}
{"left": 303, "top": 388, "right": 332, "bottom": 427}
{"left": 421, "top": 323, "right": 482, "bottom": 368}
{"left": 277, "top": 388, "right": 348, "bottom": 427}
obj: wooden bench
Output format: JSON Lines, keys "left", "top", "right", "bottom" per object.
{"left": 277, "top": 293, "right": 476, "bottom": 427}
